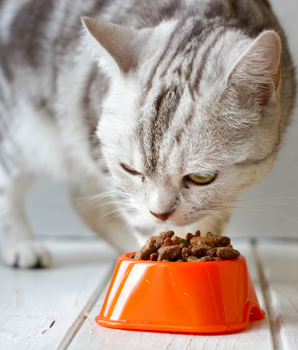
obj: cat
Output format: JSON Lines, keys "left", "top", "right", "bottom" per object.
{"left": 0, "top": 0, "right": 295, "bottom": 268}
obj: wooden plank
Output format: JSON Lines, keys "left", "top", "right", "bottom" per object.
{"left": 0, "top": 239, "right": 118, "bottom": 350}
{"left": 68, "top": 239, "right": 272, "bottom": 350}
{"left": 256, "top": 240, "right": 298, "bottom": 350}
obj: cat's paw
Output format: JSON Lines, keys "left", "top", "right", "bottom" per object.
{"left": 1, "top": 241, "right": 51, "bottom": 268}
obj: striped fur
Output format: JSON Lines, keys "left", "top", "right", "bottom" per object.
{"left": 0, "top": 0, "right": 295, "bottom": 267}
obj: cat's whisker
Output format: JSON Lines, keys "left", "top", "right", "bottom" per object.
{"left": 202, "top": 215, "right": 225, "bottom": 233}
{"left": 73, "top": 196, "right": 115, "bottom": 207}
{"left": 101, "top": 210, "right": 139, "bottom": 224}
{"left": 96, "top": 208, "right": 126, "bottom": 222}
{"left": 96, "top": 205, "right": 138, "bottom": 223}
{"left": 202, "top": 208, "right": 260, "bottom": 232}
{"left": 239, "top": 206, "right": 298, "bottom": 225}
{"left": 92, "top": 199, "right": 129, "bottom": 208}
{"left": 77, "top": 192, "right": 130, "bottom": 205}
{"left": 106, "top": 211, "right": 137, "bottom": 222}
{"left": 76, "top": 190, "right": 131, "bottom": 205}
{"left": 226, "top": 199, "right": 298, "bottom": 212}
{"left": 222, "top": 202, "right": 298, "bottom": 227}
{"left": 82, "top": 117, "right": 98, "bottom": 127}
{"left": 93, "top": 197, "right": 134, "bottom": 209}
{"left": 275, "top": 160, "right": 298, "bottom": 170}
{"left": 231, "top": 198, "right": 298, "bottom": 208}
{"left": 229, "top": 188, "right": 298, "bottom": 203}
{"left": 76, "top": 199, "right": 126, "bottom": 211}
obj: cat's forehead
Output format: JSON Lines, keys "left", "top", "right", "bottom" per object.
{"left": 140, "top": 20, "right": 248, "bottom": 96}
{"left": 130, "top": 25, "right": 255, "bottom": 176}
{"left": 135, "top": 83, "right": 228, "bottom": 177}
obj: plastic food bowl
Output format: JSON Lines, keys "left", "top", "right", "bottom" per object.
{"left": 96, "top": 252, "right": 265, "bottom": 334}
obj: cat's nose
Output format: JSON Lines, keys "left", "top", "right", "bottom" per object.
{"left": 150, "top": 210, "right": 174, "bottom": 221}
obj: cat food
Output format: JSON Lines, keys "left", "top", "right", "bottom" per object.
{"left": 131, "top": 230, "right": 240, "bottom": 262}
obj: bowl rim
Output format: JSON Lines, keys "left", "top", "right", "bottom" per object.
{"left": 122, "top": 251, "right": 243, "bottom": 264}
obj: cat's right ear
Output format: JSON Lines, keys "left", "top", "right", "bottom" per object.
{"left": 223, "top": 30, "right": 281, "bottom": 108}
{"left": 81, "top": 17, "right": 152, "bottom": 76}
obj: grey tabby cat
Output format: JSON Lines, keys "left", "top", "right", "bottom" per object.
{"left": 0, "top": 0, "right": 295, "bottom": 268}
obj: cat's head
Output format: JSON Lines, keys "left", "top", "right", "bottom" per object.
{"left": 82, "top": 17, "right": 281, "bottom": 232}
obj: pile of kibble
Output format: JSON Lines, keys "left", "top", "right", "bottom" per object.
{"left": 130, "top": 230, "right": 240, "bottom": 262}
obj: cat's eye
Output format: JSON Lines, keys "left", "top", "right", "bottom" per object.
{"left": 120, "top": 163, "right": 145, "bottom": 180}
{"left": 121, "top": 163, "right": 140, "bottom": 175}
{"left": 184, "top": 172, "right": 217, "bottom": 187}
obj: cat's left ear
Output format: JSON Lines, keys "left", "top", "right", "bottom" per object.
{"left": 81, "top": 17, "right": 152, "bottom": 76}
{"left": 224, "top": 30, "right": 281, "bottom": 107}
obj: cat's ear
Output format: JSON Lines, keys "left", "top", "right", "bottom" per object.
{"left": 224, "top": 30, "right": 281, "bottom": 107}
{"left": 81, "top": 17, "right": 151, "bottom": 76}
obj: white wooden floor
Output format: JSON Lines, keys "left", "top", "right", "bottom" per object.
{"left": 0, "top": 237, "right": 297, "bottom": 350}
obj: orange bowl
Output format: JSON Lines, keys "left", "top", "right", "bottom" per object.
{"left": 96, "top": 252, "right": 265, "bottom": 334}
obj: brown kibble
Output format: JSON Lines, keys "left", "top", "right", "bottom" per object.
{"left": 159, "top": 231, "right": 166, "bottom": 238}
{"left": 191, "top": 244, "right": 216, "bottom": 258}
{"left": 190, "top": 236, "right": 216, "bottom": 248}
{"left": 219, "top": 236, "right": 231, "bottom": 247}
{"left": 185, "top": 233, "right": 194, "bottom": 241}
{"left": 212, "top": 235, "right": 231, "bottom": 247}
{"left": 210, "top": 257, "right": 222, "bottom": 261}
{"left": 164, "top": 237, "right": 175, "bottom": 246}
{"left": 159, "top": 230, "right": 175, "bottom": 240}
{"left": 195, "top": 232, "right": 231, "bottom": 247}
{"left": 187, "top": 255, "right": 200, "bottom": 262}
{"left": 206, "top": 247, "right": 217, "bottom": 257}
{"left": 171, "top": 235, "right": 180, "bottom": 245}
{"left": 188, "top": 255, "right": 212, "bottom": 262}
{"left": 158, "top": 245, "right": 181, "bottom": 261}
{"left": 177, "top": 259, "right": 184, "bottom": 262}
{"left": 134, "top": 236, "right": 159, "bottom": 260}
{"left": 217, "top": 247, "right": 240, "bottom": 260}
{"left": 190, "top": 245, "right": 206, "bottom": 258}
{"left": 182, "top": 247, "right": 190, "bottom": 261}
{"left": 150, "top": 253, "right": 158, "bottom": 261}
{"left": 132, "top": 230, "right": 240, "bottom": 263}
{"left": 198, "top": 256, "right": 211, "bottom": 262}
{"left": 154, "top": 236, "right": 164, "bottom": 249}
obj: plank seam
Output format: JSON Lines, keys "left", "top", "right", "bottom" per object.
{"left": 252, "top": 239, "right": 282, "bottom": 350}
{"left": 57, "top": 260, "right": 116, "bottom": 350}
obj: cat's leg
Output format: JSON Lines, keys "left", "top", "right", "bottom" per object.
{"left": 69, "top": 180, "right": 140, "bottom": 254}
{"left": 0, "top": 170, "right": 51, "bottom": 268}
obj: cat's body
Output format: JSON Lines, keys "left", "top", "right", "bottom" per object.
{"left": 0, "top": 0, "right": 295, "bottom": 267}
